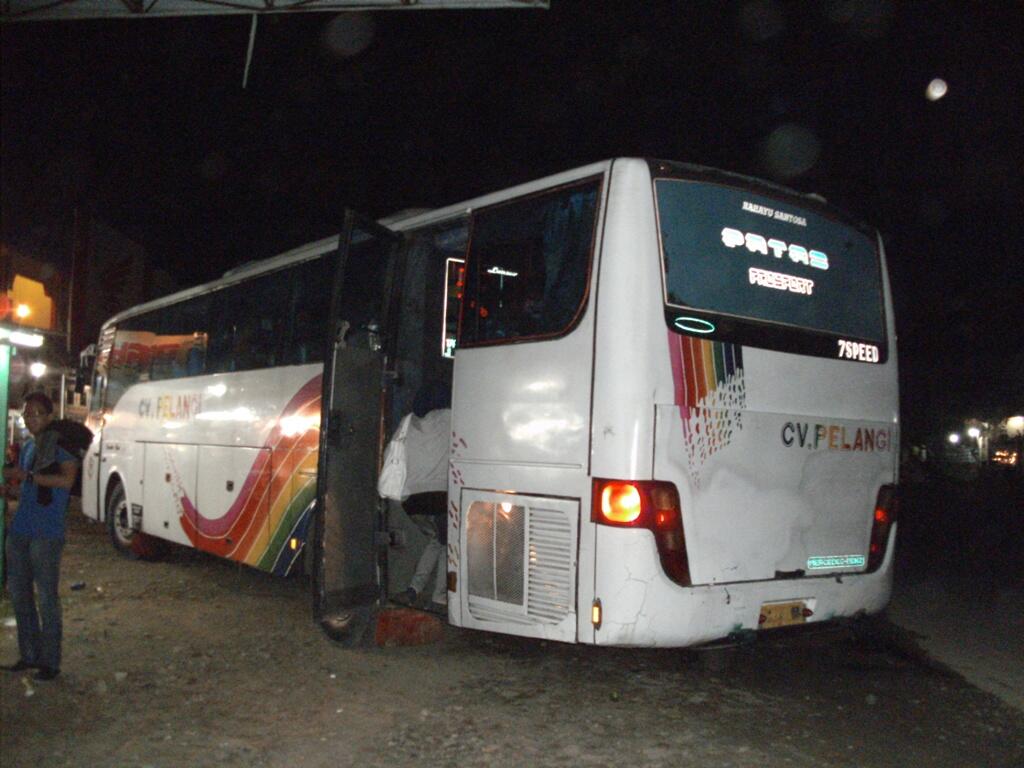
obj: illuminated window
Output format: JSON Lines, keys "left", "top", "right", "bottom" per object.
{"left": 656, "top": 177, "right": 885, "bottom": 348}
{"left": 9, "top": 275, "right": 55, "bottom": 330}
{"left": 442, "top": 258, "right": 465, "bottom": 358}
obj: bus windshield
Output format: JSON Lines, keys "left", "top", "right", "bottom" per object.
{"left": 655, "top": 179, "right": 885, "bottom": 345}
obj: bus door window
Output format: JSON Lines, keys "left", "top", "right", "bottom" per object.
{"left": 391, "top": 217, "right": 467, "bottom": 421}
{"left": 90, "top": 327, "right": 115, "bottom": 417}
{"left": 336, "top": 232, "right": 389, "bottom": 351}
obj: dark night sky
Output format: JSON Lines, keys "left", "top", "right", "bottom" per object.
{"left": 2, "top": 1, "right": 1022, "bottom": 435}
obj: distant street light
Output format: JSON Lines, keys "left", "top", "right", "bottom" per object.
{"left": 967, "top": 427, "right": 981, "bottom": 439}
{"left": 29, "top": 361, "right": 47, "bottom": 378}
{"left": 947, "top": 432, "right": 960, "bottom": 444}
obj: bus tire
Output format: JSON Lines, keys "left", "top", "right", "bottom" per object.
{"left": 106, "top": 481, "right": 165, "bottom": 560}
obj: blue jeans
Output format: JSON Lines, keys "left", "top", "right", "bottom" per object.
{"left": 5, "top": 533, "right": 64, "bottom": 670}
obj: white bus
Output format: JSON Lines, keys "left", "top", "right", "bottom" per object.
{"left": 82, "top": 158, "right": 898, "bottom": 647}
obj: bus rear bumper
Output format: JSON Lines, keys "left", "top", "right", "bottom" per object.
{"left": 591, "top": 525, "right": 896, "bottom": 647}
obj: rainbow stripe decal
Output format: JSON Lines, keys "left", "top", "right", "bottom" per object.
{"left": 667, "top": 331, "right": 746, "bottom": 484}
{"left": 176, "top": 376, "right": 322, "bottom": 572}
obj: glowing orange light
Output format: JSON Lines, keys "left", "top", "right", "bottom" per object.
{"left": 600, "top": 483, "right": 642, "bottom": 524}
{"left": 15, "top": 303, "right": 31, "bottom": 319}
{"left": 874, "top": 508, "right": 889, "bottom": 524}
{"left": 654, "top": 509, "right": 679, "bottom": 529}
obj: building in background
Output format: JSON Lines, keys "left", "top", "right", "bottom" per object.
{"left": 2, "top": 211, "right": 178, "bottom": 416}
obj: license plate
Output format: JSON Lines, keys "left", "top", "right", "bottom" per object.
{"left": 759, "top": 600, "right": 806, "bottom": 630}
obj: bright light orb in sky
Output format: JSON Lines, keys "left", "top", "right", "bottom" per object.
{"left": 926, "top": 78, "right": 948, "bottom": 101}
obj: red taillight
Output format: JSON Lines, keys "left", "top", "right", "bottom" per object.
{"left": 599, "top": 482, "right": 643, "bottom": 524}
{"left": 866, "top": 484, "right": 898, "bottom": 573}
{"left": 592, "top": 479, "right": 691, "bottom": 587}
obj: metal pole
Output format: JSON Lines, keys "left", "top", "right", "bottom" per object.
{"left": 68, "top": 208, "right": 77, "bottom": 356}
{"left": 0, "top": 342, "right": 10, "bottom": 584}
{"left": 242, "top": 14, "right": 258, "bottom": 89}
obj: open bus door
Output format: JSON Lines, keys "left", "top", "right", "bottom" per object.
{"left": 313, "top": 211, "right": 401, "bottom": 644}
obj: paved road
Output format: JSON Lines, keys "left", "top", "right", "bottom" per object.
{"left": 889, "top": 469, "right": 1024, "bottom": 712}
{"left": 2, "top": 506, "right": 1022, "bottom": 768}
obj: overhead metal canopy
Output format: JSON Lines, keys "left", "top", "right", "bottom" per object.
{"left": 1, "top": 0, "right": 547, "bottom": 23}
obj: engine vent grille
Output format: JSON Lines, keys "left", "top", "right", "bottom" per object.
{"left": 466, "top": 498, "right": 575, "bottom": 626}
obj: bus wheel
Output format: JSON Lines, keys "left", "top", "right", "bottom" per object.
{"left": 106, "top": 481, "right": 164, "bottom": 560}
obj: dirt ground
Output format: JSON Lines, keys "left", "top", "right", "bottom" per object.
{"left": 3, "top": 501, "right": 1023, "bottom": 768}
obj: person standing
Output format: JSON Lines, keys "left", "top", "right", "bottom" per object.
{"left": 381, "top": 382, "right": 451, "bottom": 613}
{"left": 1, "top": 392, "right": 79, "bottom": 681}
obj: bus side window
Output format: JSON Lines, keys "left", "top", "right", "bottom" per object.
{"left": 207, "top": 271, "right": 289, "bottom": 373}
{"left": 287, "top": 256, "right": 332, "bottom": 365}
{"left": 246, "top": 273, "right": 289, "bottom": 369}
{"left": 108, "top": 319, "right": 154, "bottom": 410}
{"left": 206, "top": 286, "right": 235, "bottom": 374}
{"left": 154, "top": 294, "right": 210, "bottom": 381}
{"left": 460, "top": 179, "right": 599, "bottom": 346}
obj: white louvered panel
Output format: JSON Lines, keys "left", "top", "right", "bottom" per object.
{"left": 526, "top": 507, "right": 574, "bottom": 623}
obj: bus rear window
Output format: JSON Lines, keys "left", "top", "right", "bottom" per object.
{"left": 655, "top": 179, "right": 885, "bottom": 354}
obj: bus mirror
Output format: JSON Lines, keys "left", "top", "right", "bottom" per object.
{"left": 77, "top": 344, "right": 96, "bottom": 392}
{"left": 75, "top": 361, "right": 94, "bottom": 393}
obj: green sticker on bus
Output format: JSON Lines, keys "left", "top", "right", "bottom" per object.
{"left": 807, "top": 554, "right": 865, "bottom": 570}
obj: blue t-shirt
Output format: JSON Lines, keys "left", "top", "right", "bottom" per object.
{"left": 11, "top": 440, "right": 75, "bottom": 540}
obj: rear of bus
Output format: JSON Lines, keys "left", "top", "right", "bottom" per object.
{"left": 588, "top": 159, "right": 897, "bottom": 646}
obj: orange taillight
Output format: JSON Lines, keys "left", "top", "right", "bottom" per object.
{"left": 592, "top": 479, "right": 691, "bottom": 587}
{"left": 600, "top": 482, "right": 643, "bottom": 524}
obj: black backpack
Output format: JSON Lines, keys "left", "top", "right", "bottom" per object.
{"left": 49, "top": 419, "right": 94, "bottom": 460}
{"left": 33, "top": 420, "right": 94, "bottom": 505}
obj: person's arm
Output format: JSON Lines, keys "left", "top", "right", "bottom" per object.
{"left": 2, "top": 465, "right": 25, "bottom": 498}
{"left": 31, "top": 460, "right": 78, "bottom": 490}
